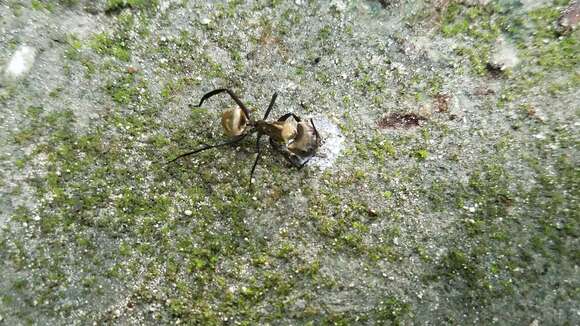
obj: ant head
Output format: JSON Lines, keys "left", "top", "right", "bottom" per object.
{"left": 221, "top": 107, "right": 248, "bottom": 137}
{"left": 288, "top": 120, "right": 320, "bottom": 156}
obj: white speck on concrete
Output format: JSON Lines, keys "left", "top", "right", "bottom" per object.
{"left": 489, "top": 37, "right": 519, "bottom": 71}
{"left": 310, "top": 116, "right": 345, "bottom": 171}
{"left": 4, "top": 45, "right": 37, "bottom": 80}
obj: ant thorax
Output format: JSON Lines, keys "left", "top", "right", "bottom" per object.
{"left": 255, "top": 119, "right": 296, "bottom": 144}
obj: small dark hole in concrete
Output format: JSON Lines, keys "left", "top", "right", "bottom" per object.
{"left": 378, "top": 0, "right": 394, "bottom": 9}
{"left": 485, "top": 63, "right": 504, "bottom": 77}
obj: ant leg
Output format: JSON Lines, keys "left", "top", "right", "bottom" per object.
{"left": 262, "top": 92, "right": 278, "bottom": 120}
{"left": 297, "top": 156, "right": 314, "bottom": 170}
{"left": 249, "top": 133, "right": 263, "bottom": 183}
{"left": 276, "top": 112, "right": 301, "bottom": 122}
{"left": 192, "top": 88, "right": 251, "bottom": 119}
{"left": 310, "top": 118, "right": 321, "bottom": 146}
{"left": 269, "top": 137, "right": 302, "bottom": 168}
{"left": 166, "top": 134, "right": 247, "bottom": 165}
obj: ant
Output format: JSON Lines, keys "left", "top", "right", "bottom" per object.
{"left": 167, "top": 88, "right": 321, "bottom": 183}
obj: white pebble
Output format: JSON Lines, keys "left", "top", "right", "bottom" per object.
{"left": 4, "top": 45, "right": 36, "bottom": 79}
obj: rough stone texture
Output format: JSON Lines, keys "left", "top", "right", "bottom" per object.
{"left": 557, "top": 0, "right": 580, "bottom": 33}
{"left": 0, "top": 0, "right": 578, "bottom": 325}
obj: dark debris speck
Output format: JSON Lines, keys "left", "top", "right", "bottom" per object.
{"left": 378, "top": 113, "right": 427, "bottom": 129}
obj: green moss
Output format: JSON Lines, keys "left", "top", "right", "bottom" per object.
{"left": 318, "top": 25, "right": 332, "bottom": 40}
{"left": 105, "top": 74, "right": 149, "bottom": 105}
{"left": 4, "top": 1, "right": 579, "bottom": 324}
{"left": 161, "top": 77, "right": 200, "bottom": 101}
{"left": 414, "top": 148, "right": 428, "bottom": 161}
{"left": 415, "top": 245, "right": 431, "bottom": 262}
{"left": 58, "top": 0, "right": 79, "bottom": 6}
{"left": 441, "top": 3, "right": 499, "bottom": 40}
{"left": 369, "top": 244, "right": 399, "bottom": 262}
{"left": 352, "top": 65, "right": 386, "bottom": 94}
{"left": 67, "top": 33, "right": 82, "bottom": 49}
{"left": 90, "top": 33, "right": 131, "bottom": 62}
{"left": 440, "top": 3, "right": 504, "bottom": 75}
{"left": 105, "top": 0, "right": 158, "bottom": 13}
{"left": 0, "top": 85, "right": 14, "bottom": 103}
{"left": 204, "top": 56, "right": 226, "bottom": 79}
{"left": 31, "top": 0, "right": 54, "bottom": 11}
{"left": 12, "top": 128, "right": 37, "bottom": 145}
{"left": 454, "top": 46, "right": 490, "bottom": 76}
{"left": 535, "top": 35, "right": 578, "bottom": 68}
{"left": 422, "top": 139, "right": 579, "bottom": 316}
{"left": 355, "top": 134, "right": 397, "bottom": 161}
{"left": 373, "top": 296, "right": 412, "bottom": 324}
{"left": 281, "top": 8, "right": 302, "bottom": 26}
{"left": 10, "top": 206, "right": 32, "bottom": 224}
{"left": 443, "top": 2, "right": 578, "bottom": 106}
{"left": 441, "top": 18, "right": 468, "bottom": 37}
{"left": 48, "top": 87, "right": 64, "bottom": 98}
{"left": 315, "top": 71, "right": 331, "bottom": 86}
{"left": 12, "top": 278, "right": 28, "bottom": 291}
